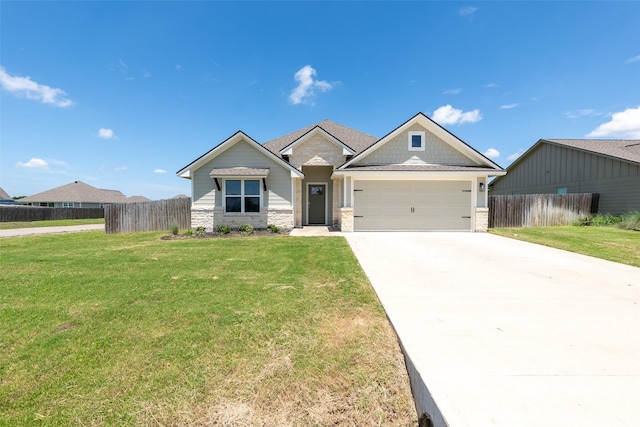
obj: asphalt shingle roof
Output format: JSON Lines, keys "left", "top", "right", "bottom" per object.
{"left": 262, "top": 119, "right": 378, "bottom": 157}
{"left": 545, "top": 139, "right": 640, "bottom": 165}
{"left": 21, "top": 181, "right": 130, "bottom": 204}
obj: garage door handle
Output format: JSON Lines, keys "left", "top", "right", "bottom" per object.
{"left": 462, "top": 216, "right": 471, "bottom": 218}
{"left": 354, "top": 215, "right": 364, "bottom": 218}
{"left": 354, "top": 189, "right": 363, "bottom": 192}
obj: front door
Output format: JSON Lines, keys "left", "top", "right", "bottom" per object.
{"left": 308, "top": 184, "right": 326, "bottom": 224}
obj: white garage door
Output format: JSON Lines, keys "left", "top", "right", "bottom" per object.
{"left": 353, "top": 180, "right": 472, "bottom": 231}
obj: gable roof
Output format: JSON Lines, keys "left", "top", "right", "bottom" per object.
{"left": 489, "top": 138, "right": 640, "bottom": 188}
{"left": 544, "top": 139, "right": 640, "bottom": 165}
{"left": 20, "top": 181, "right": 129, "bottom": 204}
{"left": 262, "top": 119, "right": 378, "bottom": 157}
{"left": 339, "top": 112, "right": 504, "bottom": 172}
{"left": 0, "top": 187, "right": 10, "bottom": 200}
{"left": 176, "top": 131, "right": 303, "bottom": 179}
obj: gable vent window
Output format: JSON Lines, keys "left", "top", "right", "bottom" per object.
{"left": 408, "top": 131, "right": 425, "bottom": 151}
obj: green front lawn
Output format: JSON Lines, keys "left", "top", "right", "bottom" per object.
{"left": 0, "top": 232, "right": 416, "bottom": 426}
{"left": 490, "top": 226, "right": 640, "bottom": 268}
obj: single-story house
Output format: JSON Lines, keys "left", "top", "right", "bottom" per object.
{"left": 0, "top": 187, "right": 11, "bottom": 200}
{"left": 20, "top": 180, "right": 148, "bottom": 208}
{"left": 489, "top": 139, "right": 640, "bottom": 215}
{"left": 177, "top": 112, "right": 505, "bottom": 232}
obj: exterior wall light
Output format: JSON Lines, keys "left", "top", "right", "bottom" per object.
{"left": 479, "top": 182, "right": 485, "bottom": 192}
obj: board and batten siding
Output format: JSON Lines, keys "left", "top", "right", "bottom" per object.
{"left": 491, "top": 143, "right": 640, "bottom": 214}
{"left": 353, "top": 124, "right": 477, "bottom": 166}
{"left": 191, "top": 139, "right": 293, "bottom": 209}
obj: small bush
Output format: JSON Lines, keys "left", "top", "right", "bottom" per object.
{"left": 238, "top": 224, "right": 254, "bottom": 235}
{"left": 618, "top": 211, "right": 640, "bottom": 231}
{"left": 216, "top": 224, "right": 231, "bottom": 234}
{"left": 267, "top": 224, "right": 281, "bottom": 233}
{"left": 185, "top": 229, "right": 193, "bottom": 236}
{"left": 194, "top": 226, "right": 206, "bottom": 237}
{"left": 170, "top": 224, "right": 179, "bottom": 235}
{"left": 573, "top": 213, "right": 622, "bottom": 227}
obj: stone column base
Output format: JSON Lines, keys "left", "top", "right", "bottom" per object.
{"left": 474, "top": 207, "right": 489, "bottom": 232}
{"left": 340, "top": 207, "right": 354, "bottom": 232}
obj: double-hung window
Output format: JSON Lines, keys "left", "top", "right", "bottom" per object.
{"left": 225, "top": 179, "right": 261, "bottom": 213}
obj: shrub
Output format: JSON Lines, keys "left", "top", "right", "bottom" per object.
{"left": 170, "top": 224, "right": 179, "bottom": 235}
{"left": 618, "top": 211, "right": 640, "bottom": 231}
{"left": 194, "top": 226, "right": 206, "bottom": 237}
{"left": 267, "top": 224, "right": 281, "bottom": 233}
{"left": 185, "top": 229, "right": 193, "bottom": 236}
{"left": 573, "top": 213, "right": 622, "bottom": 227}
{"left": 238, "top": 224, "right": 254, "bottom": 235}
{"left": 216, "top": 224, "right": 231, "bottom": 234}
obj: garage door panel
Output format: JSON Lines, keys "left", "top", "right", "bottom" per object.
{"left": 354, "top": 180, "right": 471, "bottom": 231}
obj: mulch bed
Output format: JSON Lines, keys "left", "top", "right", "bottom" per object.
{"left": 161, "top": 230, "right": 290, "bottom": 240}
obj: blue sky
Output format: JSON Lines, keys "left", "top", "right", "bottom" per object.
{"left": 2, "top": 1, "right": 639, "bottom": 200}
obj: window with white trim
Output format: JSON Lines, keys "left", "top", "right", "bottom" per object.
{"left": 408, "top": 131, "right": 425, "bottom": 151}
{"left": 62, "top": 202, "right": 75, "bottom": 207}
{"left": 224, "top": 179, "right": 261, "bottom": 213}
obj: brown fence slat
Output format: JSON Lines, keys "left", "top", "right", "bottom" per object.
{"left": 489, "top": 193, "right": 599, "bottom": 228}
{"left": 104, "top": 198, "right": 191, "bottom": 234}
{"left": 0, "top": 206, "right": 104, "bottom": 222}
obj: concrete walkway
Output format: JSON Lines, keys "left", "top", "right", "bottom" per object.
{"left": 0, "top": 224, "right": 104, "bottom": 237}
{"left": 344, "top": 232, "right": 640, "bottom": 427}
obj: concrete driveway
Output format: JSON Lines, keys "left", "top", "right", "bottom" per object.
{"left": 345, "top": 232, "right": 640, "bottom": 427}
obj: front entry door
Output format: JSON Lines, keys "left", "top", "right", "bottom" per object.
{"left": 308, "top": 184, "right": 326, "bottom": 224}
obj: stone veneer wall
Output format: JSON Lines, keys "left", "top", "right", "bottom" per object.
{"left": 340, "top": 207, "right": 354, "bottom": 232}
{"left": 191, "top": 208, "right": 214, "bottom": 232}
{"left": 474, "top": 207, "right": 489, "bottom": 232}
{"left": 210, "top": 207, "right": 294, "bottom": 231}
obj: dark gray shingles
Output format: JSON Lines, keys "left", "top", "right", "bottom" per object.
{"left": 546, "top": 139, "right": 640, "bottom": 164}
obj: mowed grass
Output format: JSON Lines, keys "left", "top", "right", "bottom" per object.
{"left": 0, "top": 218, "right": 104, "bottom": 230}
{"left": 490, "top": 226, "right": 640, "bottom": 267}
{"left": 0, "top": 232, "right": 416, "bottom": 426}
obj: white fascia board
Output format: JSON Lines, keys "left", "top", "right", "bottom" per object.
{"left": 333, "top": 170, "right": 505, "bottom": 181}
{"left": 280, "top": 127, "right": 355, "bottom": 156}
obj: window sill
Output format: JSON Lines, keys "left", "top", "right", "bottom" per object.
{"left": 223, "top": 212, "right": 262, "bottom": 216}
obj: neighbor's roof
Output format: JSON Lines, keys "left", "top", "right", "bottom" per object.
{"left": 544, "top": 139, "right": 640, "bottom": 165}
{"left": 20, "top": 181, "right": 129, "bottom": 204}
{"left": 126, "top": 196, "right": 152, "bottom": 203}
{"left": 262, "top": 119, "right": 378, "bottom": 157}
{"left": 0, "top": 187, "right": 10, "bottom": 200}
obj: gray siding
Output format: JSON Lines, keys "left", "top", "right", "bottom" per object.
{"left": 192, "top": 139, "right": 292, "bottom": 209}
{"left": 354, "top": 124, "right": 477, "bottom": 166}
{"left": 491, "top": 143, "right": 640, "bottom": 214}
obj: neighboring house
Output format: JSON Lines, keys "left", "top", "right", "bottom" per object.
{"left": 20, "top": 180, "right": 147, "bottom": 207}
{"left": 0, "top": 187, "right": 11, "bottom": 200}
{"left": 489, "top": 139, "right": 640, "bottom": 215}
{"left": 177, "top": 113, "right": 505, "bottom": 232}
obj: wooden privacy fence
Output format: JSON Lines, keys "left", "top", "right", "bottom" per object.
{"left": 489, "top": 193, "right": 599, "bottom": 228}
{"left": 0, "top": 206, "right": 104, "bottom": 222}
{"left": 105, "top": 198, "right": 191, "bottom": 234}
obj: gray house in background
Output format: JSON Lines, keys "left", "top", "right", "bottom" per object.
{"left": 489, "top": 139, "right": 640, "bottom": 214}
{"left": 20, "top": 180, "right": 149, "bottom": 207}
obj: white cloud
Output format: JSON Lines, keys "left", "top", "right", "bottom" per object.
{"left": 484, "top": 148, "right": 500, "bottom": 159}
{"left": 625, "top": 55, "right": 640, "bottom": 64}
{"left": 500, "top": 103, "right": 519, "bottom": 110}
{"left": 431, "top": 105, "right": 482, "bottom": 125}
{"left": 459, "top": 6, "right": 478, "bottom": 19}
{"left": 115, "top": 166, "right": 128, "bottom": 172}
{"left": 507, "top": 149, "right": 525, "bottom": 162}
{"left": 0, "top": 67, "right": 73, "bottom": 107}
{"left": 16, "top": 158, "right": 50, "bottom": 170}
{"left": 444, "top": 88, "right": 462, "bottom": 95}
{"left": 564, "top": 109, "right": 601, "bottom": 119}
{"left": 98, "top": 128, "right": 115, "bottom": 139}
{"left": 587, "top": 106, "right": 640, "bottom": 138}
{"left": 289, "top": 65, "right": 333, "bottom": 105}
{"left": 153, "top": 168, "right": 167, "bottom": 174}
{"left": 485, "top": 83, "right": 499, "bottom": 89}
